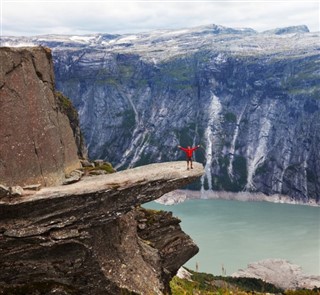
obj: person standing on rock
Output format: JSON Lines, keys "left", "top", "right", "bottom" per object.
{"left": 178, "top": 145, "right": 200, "bottom": 170}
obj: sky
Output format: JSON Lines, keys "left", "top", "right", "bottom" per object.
{"left": 1, "top": 0, "right": 319, "bottom": 37}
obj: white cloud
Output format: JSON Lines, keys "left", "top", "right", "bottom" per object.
{"left": 1, "top": 1, "right": 319, "bottom": 36}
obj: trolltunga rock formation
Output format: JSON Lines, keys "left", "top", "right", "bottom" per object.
{"left": 0, "top": 161, "right": 203, "bottom": 294}
{"left": 0, "top": 47, "right": 80, "bottom": 187}
{"left": 0, "top": 46, "right": 203, "bottom": 294}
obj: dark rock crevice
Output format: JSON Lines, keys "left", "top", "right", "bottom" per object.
{"left": 32, "top": 139, "right": 46, "bottom": 187}
{"left": 4, "top": 60, "right": 23, "bottom": 77}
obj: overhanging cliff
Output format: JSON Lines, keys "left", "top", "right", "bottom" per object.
{"left": 0, "top": 161, "right": 203, "bottom": 294}
{"left": 0, "top": 46, "right": 203, "bottom": 294}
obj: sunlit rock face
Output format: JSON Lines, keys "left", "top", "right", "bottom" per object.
{"left": 0, "top": 47, "right": 81, "bottom": 187}
{"left": 4, "top": 24, "right": 319, "bottom": 201}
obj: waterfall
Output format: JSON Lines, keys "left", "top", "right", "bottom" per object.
{"left": 115, "top": 90, "right": 142, "bottom": 169}
{"left": 227, "top": 105, "right": 247, "bottom": 178}
{"left": 245, "top": 117, "right": 271, "bottom": 190}
{"left": 276, "top": 145, "right": 292, "bottom": 193}
{"left": 201, "top": 93, "right": 222, "bottom": 198}
{"left": 302, "top": 159, "right": 308, "bottom": 200}
{"left": 128, "top": 130, "right": 149, "bottom": 168}
{"left": 245, "top": 101, "right": 277, "bottom": 190}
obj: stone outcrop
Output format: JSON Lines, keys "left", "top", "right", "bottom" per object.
{"left": 232, "top": 259, "right": 320, "bottom": 290}
{"left": 0, "top": 161, "right": 203, "bottom": 294}
{"left": 0, "top": 47, "right": 81, "bottom": 187}
{"left": 135, "top": 207, "right": 199, "bottom": 291}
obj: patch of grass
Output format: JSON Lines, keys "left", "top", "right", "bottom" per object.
{"left": 170, "top": 269, "right": 284, "bottom": 295}
{"left": 81, "top": 162, "right": 116, "bottom": 174}
{"left": 285, "top": 288, "right": 320, "bottom": 295}
{"left": 137, "top": 207, "right": 165, "bottom": 227}
{"left": 55, "top": 91, "right": 77, "bottom": 118}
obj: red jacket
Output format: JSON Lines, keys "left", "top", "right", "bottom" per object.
{"left": 179, "top": 146, "right": 199, "bottom": 158}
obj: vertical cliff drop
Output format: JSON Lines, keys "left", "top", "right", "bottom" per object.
{"left": 0, "top": 47, "right": 81, "bottom": 187}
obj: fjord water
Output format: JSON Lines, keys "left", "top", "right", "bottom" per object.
{"left": 143, "top": 199, "right": 320, "bottom": 276}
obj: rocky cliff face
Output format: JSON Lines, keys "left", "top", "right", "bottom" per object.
{"left": 0, "top": 161, "right": 203, "bottom": 294}
{"left": 4, "top": 24, "right": 319, "bottom": 201}
{"left": 0, "top": 47, "right": 81, "bottom": 187}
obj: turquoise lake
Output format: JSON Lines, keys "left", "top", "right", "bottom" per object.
{"left": 143, "top": 199, "right": 320, "bottom": 276}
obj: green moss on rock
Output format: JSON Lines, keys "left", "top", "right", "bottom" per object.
{"left": 81, "top": 162, "right": 116, "bottom": 174}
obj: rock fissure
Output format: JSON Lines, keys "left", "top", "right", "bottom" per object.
{"left": 5, "top": 61, "right": 23, "bottom": 77}
{"left": 33, "top": 140, "right": 46, "bottom": 186}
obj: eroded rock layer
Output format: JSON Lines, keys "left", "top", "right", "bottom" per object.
{"left": 0, "top": 161, "right": 203, "bottom": 294}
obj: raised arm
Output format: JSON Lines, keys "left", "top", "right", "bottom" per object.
{"left": 191, "top": 145, "right": 200, "bottom": 151}
{"left": 178, "top": 145, "right": 187, "bottom": 152}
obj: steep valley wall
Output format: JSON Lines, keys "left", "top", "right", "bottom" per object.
{"left": 54, "top": 44, "right": 320, "bottom": 202}
{"left": 4, "top": 25, "right": 319, "bottom": 202}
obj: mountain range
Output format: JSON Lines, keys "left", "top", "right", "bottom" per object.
{"left": 3, "top": 24, "right": 320, "bottom": 202}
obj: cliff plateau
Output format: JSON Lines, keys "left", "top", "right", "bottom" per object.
{"left": 0, "top": 161, "right": 203, "bottom": 294}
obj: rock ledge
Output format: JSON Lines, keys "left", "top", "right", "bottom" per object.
{"left": 0, "top": 161, "right": 203, "bottom": 295}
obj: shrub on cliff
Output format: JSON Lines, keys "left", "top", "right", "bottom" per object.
{"left": 55, "top": 91, "right": 88, "bottom": 159}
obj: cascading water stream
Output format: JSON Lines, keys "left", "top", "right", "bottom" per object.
{"left": 227, "top": 105, "right": 247, "bottom": 178}
{"left": 245, "top": 101, "right": 276, "bottom": 190}
{"left": 200, "top": 93, "right": 222, "bottom": 198}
